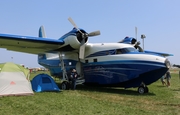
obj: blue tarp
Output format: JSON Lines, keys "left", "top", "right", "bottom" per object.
{"left": 31, "top": 73, "right": 60, "bottom": 92}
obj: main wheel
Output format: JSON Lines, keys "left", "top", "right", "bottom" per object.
{"left": 138, "top": 86, "right": 145, "bottom": 94}
{"left": 61, "top": 81, "right": 70, "bottom": 90}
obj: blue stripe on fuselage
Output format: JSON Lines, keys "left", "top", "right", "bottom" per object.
{"left": 39, "top": 57, "right": 167, "bottom": 88}
{"left": 83, "top": 60, "right": 166, "bottom": 87}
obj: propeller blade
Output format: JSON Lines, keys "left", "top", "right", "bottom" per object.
{"left": 133, "top": 41, "right": 140, "bottom": 47}
{"left": 88, "top": 30, "right": 100, "bottom": 37}
{"left": 68, "top": 17, "right": 83, "bottom": 35}
{"left": 136, "top": 45, "right": 144, "bottom": 52}
{"left": 79, "top": 44, "right": 86, "bottom": 59}
{"left": 68, "top": 17, "right": 78, "bottom": 29}
{"left": 79, "top": 39, "right": 86, "bottom": 59}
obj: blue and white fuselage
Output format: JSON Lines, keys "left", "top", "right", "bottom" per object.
{"left": 38, "top": 42, "right": 170, "bottom": 88}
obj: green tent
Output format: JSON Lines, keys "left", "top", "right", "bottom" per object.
{"left": 0, "top": 62, "right": 34, "bottom": 96}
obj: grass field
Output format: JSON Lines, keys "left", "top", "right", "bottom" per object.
{"left": 0, "top": 71, "right": 180, "bottom": 115}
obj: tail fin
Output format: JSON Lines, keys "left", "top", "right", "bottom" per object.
{"left": 39, "top": 26, "right": 46, "bottom": 38}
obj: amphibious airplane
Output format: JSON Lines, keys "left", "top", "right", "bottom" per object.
{"left": 0, "top": 17, "right": 172, "bottom": 94}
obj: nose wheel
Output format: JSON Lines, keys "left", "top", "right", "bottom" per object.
{"left": 61, "top": 81, "right": 70, "bottom": 90}
{"left": 138, "top": 86, "right": 149, "bottom": 94}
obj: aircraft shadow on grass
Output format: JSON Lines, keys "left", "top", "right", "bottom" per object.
{"left": 74, "top": 85, "right": 156, "bottom": 96}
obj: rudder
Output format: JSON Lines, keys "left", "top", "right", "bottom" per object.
{"left": 39, "top": 26, "right": 46, "bottom": 38}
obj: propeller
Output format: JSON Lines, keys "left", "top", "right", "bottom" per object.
{"left": 134, "top": 41, "right": 144, "bottom": 52}
{"left": 68, "top": 17, "right": 100, "bottom": 59}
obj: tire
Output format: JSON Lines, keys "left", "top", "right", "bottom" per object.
{"left": 61, "top": 81, "right": 70, "bottom": 90}
{"left": 138, "top": 86, "right": 145, "bottom": 94}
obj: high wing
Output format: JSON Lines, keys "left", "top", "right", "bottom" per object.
{"left": 144, "top": 50, "right": 173, "bottom": 57}
{"left": 0, "top": 33, "right": 64, "bottom": 54}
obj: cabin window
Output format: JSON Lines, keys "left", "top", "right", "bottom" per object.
{"left": 69, "top": 62, "right": 72, "bottom": 65}
{"left": 38, "top": 54, "right": 46, "bottom": 59}
{"left": 123, "top": 47, "right": 138, "bottom": 52}
{"left": 85, "top": 60, "right": 88, "bottom": 63}
{"left": 94, "top": 59, "right": 98, "bottom": 62}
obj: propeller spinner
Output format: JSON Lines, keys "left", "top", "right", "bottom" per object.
{"left": 68, "top": 17, "right": 100, "bottom": 59}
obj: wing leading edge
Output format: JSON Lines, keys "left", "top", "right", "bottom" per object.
{"left": 144, "top": 50, "right": 173, "bottom": 57}
{"left": 0, "top": 33, "right": 64, "bottom": 54}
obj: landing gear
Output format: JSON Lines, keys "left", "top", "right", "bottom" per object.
{"left": 58, "top": 52, "right": 70, "bottom": 90}
{"left": 61, "top": 81, "right": 70, "bottom": 90}
{"left": 138, "top": 86, "right": 149, "bottom": 94}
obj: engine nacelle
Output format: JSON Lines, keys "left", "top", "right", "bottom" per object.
{"left": 119, "top": 36, "right": 143, "bottom": 52}
{"left": 119, "top": 37, "right": 136, "bottom": 44}
{"left": 64, "top": 35, "right": 82, "bottom": 49}
{"left": 58, "top": 28, "right": 88, "bottom": 51}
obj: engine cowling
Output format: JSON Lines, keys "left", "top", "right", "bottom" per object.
{"left": 58, "top": 29, "right": 88, "bottom": 51}
{"left": 119, "top": 37, "right": 136, "bottom": 44}
{"left": 119, "top": 37, "right": 143, "bottom": 52}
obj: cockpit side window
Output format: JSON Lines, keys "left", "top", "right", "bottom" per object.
{"left": 116, "top": 49, "right": 122, "bottom": 54}
{"left": 86, "top": 47, "right": 138, "bottom": 58}
{"left": 116, "top": 47, "right": 138, "bottom": 54}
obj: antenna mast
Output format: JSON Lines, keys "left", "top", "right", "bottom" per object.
{"left": 135, "top": 27, "right": 137, "bottom": 40}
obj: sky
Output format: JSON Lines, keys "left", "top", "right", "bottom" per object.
{"left": 0, "top": 0, "right": 179, "bottom": 68}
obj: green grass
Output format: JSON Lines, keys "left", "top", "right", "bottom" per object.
{"left": 0, "top": 71, "right": 180, "bottom": 115}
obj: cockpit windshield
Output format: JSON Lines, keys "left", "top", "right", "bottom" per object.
{"left": 116, "top": 47, "right": 138, "bottom": 54}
